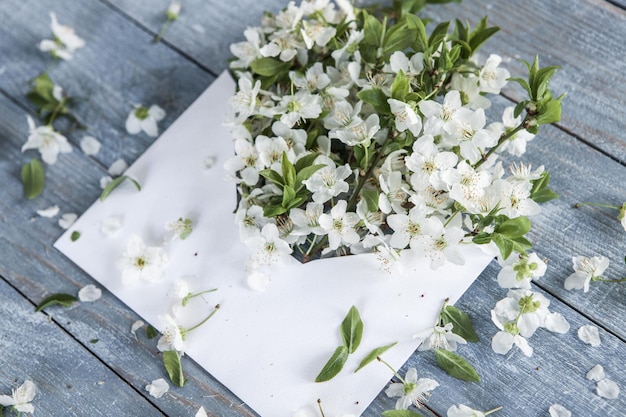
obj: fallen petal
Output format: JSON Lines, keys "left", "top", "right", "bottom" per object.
{"left": 597, "top": 378, "right": 620, "bottom": 399}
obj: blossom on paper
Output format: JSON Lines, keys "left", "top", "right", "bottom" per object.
{"left": 244, "top": 223, "right": 292, "bottom": 265}
{"left": 384, "top": 367, "right": 439, "bottom": 410}
{"left": 116, "top": 234, "right": 169, "bottom": 285}
{"left": 156, "top": 314, "right": 184, "bottom": 352}
{"left": 145, "top": 378, "right": 169, "bottom": 398}
{"left": 497, "top": 252, "right": 546, "bottom": 289}
{"left": 22, "top": 115, "right": 72, "bottom": 164}
{"left": 37, "top": 205, "right": 60, "bottom": 218}
{"left": 564, "top": 255, "right": 609, "bottom": 292}
{"left": 578, "top": 324, "right": 601, "bottom": 347}
{"left": 80, "top": 136, "right": 101, "bottom": 155}
{"left": 78, "top": 284, "right": 102, "bottom": 302}
{"left": 58, "top": 212, "right": 77, "bottom": 229}
{"left": 548, "top": 404, "right": 571, "bottom": 417}
{"left": 414, "top": 323, "right": 467, "bottom": 352}
{"left": 125, "top": 105, "right": 166, "bottom": 137}
{"left": 318, "top": 200, "right": 360, "bottom": 250}
{"left": 38, "top": 13, "right": 85, "bottom": 60}
{"left": 304, "top": 158, "right": 351, "bottom": 204}
{"left": 0, "top": 379, "right": 37, "bottom": 413}
{"left": 586, "top": 364, "right": 605, "bottom": 382}
{"left": 597, "top": 379, "right": 620, "bottom": 399}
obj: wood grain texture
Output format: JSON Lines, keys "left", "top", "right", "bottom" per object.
{"left": 1, "top": 0, "right": 626, "bottom": 416}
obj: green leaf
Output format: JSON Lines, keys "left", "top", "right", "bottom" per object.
{"left": 361, "top": 188, "right": 379, "bottom": 212}
{"left": 391, "top": 71, "right": 410, "bottom": 101}
{"left": 99, "top": 175, "right": 141, "bottom": 201}
{"left": 357, "top": 88, "right": 390, "bottom": 114}
{"left": 341, "top": 305, "right": 364, "bottom": 354}
{"left": 294, "top": 153, "right": 319, "bottom": 172}
{"left": 250, "top": 57, "right": 291, "bottom": 77}
{"left": 441, "top": 306, "right": 478, "bottom": 342}
{"left": 382, "top": 410, "right": 425, "bottom": 417}
{"left": 536, "top": 96, "right": 563, "bottom": 125}
{"left": 496, "top": 216, "right": 531, "bottom": 238}
{"left": 295, "top": 164, "right": 325, "bottom": 190}
{"left": 70, "top": 231, "right": 81, "bottom": 241}
{"left": 163, "top": 350, "right": 186, "bottom": 387}
{"left": 434, "top": 349, "right": 480, "bottom": 382}
{"left": 492, "top": 233, "right": 514, "bottom": 259}
{"left": 35, "top": 293, "right": 78, "bottom": 312}
{"left": 362, "top": 12, "right": 383, "bottom": 46}
{"left": 146, "top": 325, "right": 158, "bottom": 339}
{"left": 21, "top": 159, "right": 45, "bottom": 199}
{"left": 281, "top": 152, "right": 296, "bottom": 187}
{"left": 89, "top": 339, "right": 99, "bottom": 344}
{"left": 355, "top": 342, "right": 397, "bottom": 372}
{"left": 532, "top": 188, "right": 559, "bottom": 203}
{"left": 263, "top": 204, "right": 288, "bottom": 217}
{"left": 315, "top": 346, "right": 349, "bottom": 382}
{"left": 383, "top": 22, "right": 417, "bottom": 56}
{"left": 282, "top": 185, "right": 296, "bottom": 208}
{"left": 260, "top": 169, "right": 285, "bottom": 187}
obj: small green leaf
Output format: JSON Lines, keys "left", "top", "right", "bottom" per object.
{"left": 315, "top": 345, "right": 349, "bottom": 383}
{"left": 382, "top": 410, "right": 425, "bottom": 417}
{"left": 295, "top": 164, "right": 325, "bottom": 190}
{"left": 361, "top": 188, "right": 379, "bottom": 212}
{"left": 391, "top": 71, "right": 410, "bottom": 101}
{"left": 383, "top": 22, "right": 417, "bottom": 56}
{"left": 281, "top": 152, "right": 296, "bottom": 187}
{"left": 21, "top": 159, "right": 45, "bottom": 199}
{"left": 35, "top": 293, "right": 78, "bottom": 312}
{"left": 492, "top": 233, "right": 514, "bottom": 259}
{"left": 100, "top": 175, "right": 141, "bottom": 201}
{"left": 355, "top": 342, "right": 397, "bottom": 372}
{"left": 282, "top": 185, "right": 296, "bottom": 208}
{"left": 496, "top": 216, "right": 531, "bottom": 238}
{"left": 89, "top": 339, "right": 99, "bottom": 344}
{"left": 70, "top": 231, "right": 81, "bottom": 241}
{"left": 146, "top": 325, "right": 158, "bottom": 339}
{"left": 260, "top": 169, "right": 285, "bottom": 187}
{"left": 341, "top": 305, "right": 363, "bottom": 354}
{"left": 163, "top": 350, "right": 186, "bottom": 387}
{"left": 441, "top": 305, "right": 478, "bottom": 342}
{"left": 357, "top": 88, "right": 390, "bottom": 114}
{"left": 434, "top": 349, "right": 480, "bottom": 382}
{"left": 250, "top": 57, "right": 291, "bottom": 77}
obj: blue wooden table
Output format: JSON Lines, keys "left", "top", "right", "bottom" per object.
{"left": 1, "top": 0, "right": 625, "bottom": 416}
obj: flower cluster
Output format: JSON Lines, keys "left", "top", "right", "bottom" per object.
{"left": 226, "top": 0, "right": 561, "bottom": 273}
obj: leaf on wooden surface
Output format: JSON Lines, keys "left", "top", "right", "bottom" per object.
{"left": 163, "top": 350, "right": 186, "bottom": 387}
{"left": 355, "top": 342, "right": 397, "bottom": 372}
{"left": 382, "top": 409, "right": 425, "bottom": 417}
{"left": 341, "top": 305, "right": 363, "bottom": 354}
{"left": 434, "top": 348, "right": 480, "bottom": 382}
{"left": 89, "top": 339, "right": 99, "bottom": 344}
{"left": 441, "top": 305, "right": 478, "bottom": 342}
{"left": 35, "top": 293, "right": 78, "bottom": 312}
{"left": 99, "top": 175, "right": 141, "bottom": 201}
{"left": 146, "top": 325, "right": 158, "bottom": 339}
{"left": 21, "top": 159, "right": 45, "bottom": 199}
{"left": 315, "top": 346, "right": 349, "bottom": 383}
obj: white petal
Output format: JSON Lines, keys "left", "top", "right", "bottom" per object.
{"left": 491, "top": 331, "right": 514, "bottom": 355}
{"left": 125, "top": 114, "right": 142, "bottom": 134}
{"left": 78, "top": 284, "right": 102, "bottom": 302}
{"left": 58, "top": 213, "right": 78, "bottom": 229}
{"left": 548, "top": 404, "right": 571, "bottom": 417}
{"left": 597, "top": 379, "right": 620, "bottom": 399}
{"left": 578, "top": 325, "right": 601, "bottom": 347}
{"left": 195, "top": 407, "right": 208, "bottom": 417}
{"left": 37, "top": 205, "right": 60, "bottom": 218}
{"left": 247, "top": 270, "right": 271, "bottom": 291}
{"left": 141, "top": 117, "right": 159, "bottom": 137}
{"left": 101, "top": 216, "right": 122, "bottom": 236}
{"left": 100, "top": 175, "right": 113, "bottom": 189}
{"left": 130, "top": 320, "right": 144, "bottom": 337}
{"left": 80, "top": 136, "right": 101, "bottom": 155}
{"left": 108, "top": 158, "right": 128, "bottom": 176}
{"left": 0, "top": 394, "right": 16, "bottom": 406}
{"left": 545, "top": 312, "right": 570, "bottom": 334}
{"left": 145, "top": 378, "right": 169, "bottom": 398}
{"left": 586, "top": 364, "right": 605, "bottom": 382}
{"left": 148, "top": 105, "right": 166, "bottom": 121}
{"left": 514, "top": 335, "right": 534, "bottom": 357}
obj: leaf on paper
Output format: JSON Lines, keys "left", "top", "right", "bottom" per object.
{"left": 21, "top": 159, "right": 45, "bottom": 199}
{"left": 99, "top": 175, "right": 141, "bottom": 201}
{"left": 441, "top": 305, "right": 479, "bottom": 342}
{"left": 355, "top": 342, "right": 397, "bottom": 372}
{"left": 341, "top": 305, "right": 363, "bottom": 354}
{"left": 163, "top": 350, "right": 186, "bottom": 387}
{"left": 315, "top": 346, "right": 349, "bottom": 383}
{"left": 35, "top": 293, "right": 78, "bottom": 312}
{"left": 70, "top": 231, "right": 81, "bottom": 241}
{"left": 434, "top": 348, "right": 480, "bottom": 382}
{"left": 382, "top": 410, "right": 425, "bottom": 417}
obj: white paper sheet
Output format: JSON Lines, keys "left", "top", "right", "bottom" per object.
{"left": 55, "top": 72, "right": 493, "bottom": 417}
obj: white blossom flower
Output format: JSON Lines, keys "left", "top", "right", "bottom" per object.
{"left": 388, "top": 98, "right": 422, "bottom": 136}
{"left": 224, "top": 139, "right": 262, "bottom": 186}
{"left": 37, "top": 205, "right": 59, "bottom": 218}
{"left": 156, "top": 314, "right": 184, "bottom": 352}
{"left": 80, "top": 136, "right": 101, "bottom": 155}
{"left": 318, "top": 200, "right": 360, "bottom": 250}
{"left": 491, "top": 327, "right": 533, "bottom": 357}
{"left": 578, "top": 324, "right": 601, "bottom": 347}
{"left": 108, "top": 158, "right": 128, "bottom": 176}
{"left": 58, "top": 212, "right": 77, "bottom": 229}
{"left": 230, "top": 75, "right": 261, "bottom": 121}
{"left": 586, "top": 364, "right": 605, "bottom": 382}
{"left": 101, "top": 216, "right": 122, "bottom": 236}
{"left": 290, "top": 202, "right": 325, "bottom": 236}
{"left": 301, "top": 20, "right": 336, "bottom": 49}
{"left": 116, "top": 235, "right": 169, "bottom": 285}
{"left": 444, "top": 108, "right": 496, "bottom": 164}
{"left": 414, "top": 323, "right": 467, "bottom": 352}
{"left": 332, "top": 113, "right": 380, "bottom": 147}
{"left": 166, "top": 2, "right": 181, "bottom": 20}
{"left": 125, "top": 105, "right": 166, "bottom": 137}
{"left": 496, "top": 252, "right": 546, "bottom": 289}
{"left": 565, "top": 255, "right": 609, "bottom": 292}
{"left": 387, "top": 206, "right": 428, "bottom": 250}
{"left": 389, "top": 51, "right": 424, "bottom": 77}
{"left": 304, "top": 157, "right": 351, "bottom": 203}
{"left": 418, "top": 217, "right": 465, "bottom": 269}
{"left": 405, "top": 135, "right": 457, "bottom": 190}
{"left": 419, "top": 90, "right": 462, "bottom": 136}
{"left": 38, "top": 13, "right": 85, "bottom": 60}
{"left": 378, "top": 171, "right": 408, "bottom": 215}
{"left": 230, "top": 28, "right": 263, "bottom": 69}
{"left": 145, "top": 378, "right": 169, "bottom": 398}
{"left": 247, "top": 269, "right": 272, "bottom": 291}
{"left": 78, "top": 284, "right": 102, "bottom": 302}
{"left": 22, "top": 116, "right": 72, "bottom": 164}
{"left": 597, "top": 379, "right": 620, "bottom": 399}
{"left": 491, "top": 107, "right": 535, "bottom": 156}
{"left": 548, "top": 404, "right": 571, "bottom": 417}
{"left": 244, "top": 223, "right": 292, "bottom": 265}
{"left": 0, "top": 379, "right": 37, "bottom": 413}
{"left": 478, "top": 54, "right": 510, "bottom": 94}
{"left": 384, "top": 368, "right": 439, "bottom": 410}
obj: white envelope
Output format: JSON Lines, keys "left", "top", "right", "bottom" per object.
{"left": 55, "top": 72, "right": 493, "bottom": 416}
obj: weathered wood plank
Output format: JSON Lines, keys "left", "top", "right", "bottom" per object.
{"left": 0, "top": 277, "right": 165, "bottom": 416}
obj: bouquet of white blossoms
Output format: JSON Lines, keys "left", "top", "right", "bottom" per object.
{"left": 226, "top": 0, "right": 562, "bottom": 270}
